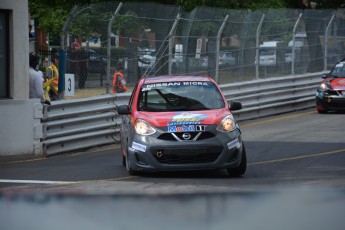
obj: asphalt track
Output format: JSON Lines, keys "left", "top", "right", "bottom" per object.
{"left": 0, "top": 108, "right": 345, "bottom": 191}
{"left": 1, "top": 108, "right": 345, "bottom": 230}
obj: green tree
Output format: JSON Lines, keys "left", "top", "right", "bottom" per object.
{"left": 29, "top": 0, "right": 345, "bottom": 43}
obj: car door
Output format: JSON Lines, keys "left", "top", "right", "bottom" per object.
{"left": 120, "top": 83, "right": 138, "bottom": 144}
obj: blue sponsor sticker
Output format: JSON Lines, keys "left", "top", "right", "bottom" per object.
{"left": 168, "top": 125, "right": 206, "bottom": 132}
{"left": 132, "top": 141, "right": 147, "bottom": 152}
{"left": 227, "top": 138, "right": 241, "bottom": 150}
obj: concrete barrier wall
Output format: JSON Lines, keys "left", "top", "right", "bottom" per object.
{"left": 0, "top": 99, "right": 42, "bottom": 157}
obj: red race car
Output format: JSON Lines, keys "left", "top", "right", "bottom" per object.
{"left": 117, "top": 75, "right": 246, "bottom": 176}
{"left": 316, "top": 58, "right": 345, "bottom": 113}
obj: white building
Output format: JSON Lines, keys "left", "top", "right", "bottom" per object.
{"left": 0, "top": 0, "right": 42, "bottom": 157}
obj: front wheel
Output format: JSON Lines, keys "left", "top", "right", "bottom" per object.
{"left": 316, "top": 100, "right": 328, "bottom": 114}
{"left": 125, "top": 151, "right": 137, "bottom": 176}
{"left": 227, "top": 145, "right": 247, "bottom": 177}
{"left": 120, "top": 143, "right": 126, "bottom": 167}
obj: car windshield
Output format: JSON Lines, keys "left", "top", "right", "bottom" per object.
{"left": 330, "top": 62, "right": 345, "bottom": 77}
{"left": 138, "top": 81, "right": 225, "bottom": 112}
{"left": 260, "top": 49, "right": 276, "bottom": 56}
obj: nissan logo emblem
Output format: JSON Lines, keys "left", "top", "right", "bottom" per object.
{"left": 182, "top": 133, "right": 191, "bottom": 140}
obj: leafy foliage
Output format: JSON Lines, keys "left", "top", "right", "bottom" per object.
{"left": 29, "top": 0, "right": 70, "bottom": 38}
{"left": 29, "top": 0, "right": 344, "bottom": 42}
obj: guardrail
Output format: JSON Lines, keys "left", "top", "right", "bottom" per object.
{"left": 42, "top": 95, "right": 121, "bottom": 156}
{"left": 221, "top": 72, "right": 324, "bottom": 121}
{"left": 41, "top": 72, "right": 324, "bottom": 155}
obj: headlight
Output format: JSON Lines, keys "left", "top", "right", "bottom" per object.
{"left": 217, "top": 115, "right": 236, "bottom": 132}
{"left": 320, "top": 83, "right": 331, "bottom": 91}
{"left": 135, "top": 119, "right": 156, "bottom": 135}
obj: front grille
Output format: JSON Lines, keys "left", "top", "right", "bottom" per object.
{"left": 151, "top": 146, "right": 223, "bottom": 164}
{"left": 323, "top": 96, "right": 345, "bottom": 109}
{"left": 157, "top": 131, "right": 215, "bottom": 141}
{"left": 197, "top": 132, "right": 215, "bottom": 140}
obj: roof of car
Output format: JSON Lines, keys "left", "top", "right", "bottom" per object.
{"left": 142, "top": 75, "right": 212, "bottom": 84}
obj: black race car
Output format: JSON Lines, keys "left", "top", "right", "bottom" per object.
{"left": 316, "top": 58, "right": 345, "bottom": 113}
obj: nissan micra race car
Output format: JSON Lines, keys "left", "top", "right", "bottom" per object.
{"left": 117, "top": 75, "right": 246, "bottom": 176}
{"left": 316, "top": 58, "right": 345, "bottom": 113}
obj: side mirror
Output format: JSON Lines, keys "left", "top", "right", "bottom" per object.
{"left": 322, "top": 74, "right": 327, "bottom": 79}
{"left": 117, "top": 105, "right": 131, "bottom": 115}
{"left": 229, "top": 101, "right": 242, "bottom": 111}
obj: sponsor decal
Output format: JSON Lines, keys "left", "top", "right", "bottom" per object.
{"left": 168, "top": 125, "right": 206, "bottom": 132}
{"left": 182, "top": 82, "right": 210, "bottom": 86}
{"left": 196, "top": 125, "right": 206, "bottom": 131}
{"left": 334, "top": 79, "right": 345, "bottom": 90}
{"left": 141, "top": 81, "right": 210, "bottom": 91}
{"left": 142, "top": 82, "right": 181, "bottom": 91}
{"left": 168, "top": 112, "right": 207, "bottom": 126}
{"left": 227, "top": 138, "right": 241, "bottom": 150}
{"left": 316, "top": 91, "right": 324, "bottom": 98}
{"left": 132, "top": 141, "right": 147, "bottom": 152}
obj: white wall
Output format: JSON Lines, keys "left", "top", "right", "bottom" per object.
{"left": 0, "top": 99, "right": 43, "bottom": 156}
{"left": 0, "top": 0, "right": 39, "bottom": 156}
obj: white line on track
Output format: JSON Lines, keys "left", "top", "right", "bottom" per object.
{"left": 0, "top": 179, "right": 76, "bottom": 185}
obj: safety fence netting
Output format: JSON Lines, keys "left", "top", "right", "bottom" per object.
{"left": 38, "top": 2, "right": 345, "bottom": 98}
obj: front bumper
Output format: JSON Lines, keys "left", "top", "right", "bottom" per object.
{"left": 126, "top": 129, "right": 244, "bottom": 172}
{"left": 316, "top": 90, "right": 345, "bottom": 111}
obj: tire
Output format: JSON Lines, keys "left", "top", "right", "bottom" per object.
{"left": 317, "top": 107, "right": 328, "bottom": 114}
{"left": 122, "top": 154, "right": 126, "bottom": 167}
{"left": 227, "top": 145, "right": 247, "bottom": 177}
{"left": 316, "top": 101, "right": 328, "bottom": 114}
{"left": 120, "top": 143, "right": 126, "bottom": 167}
{"left": 125, "top": 149, "right": 137, "bottom": 176}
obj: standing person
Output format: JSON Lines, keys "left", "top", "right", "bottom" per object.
{"left": 77, "top": 47, "right": 88, "bottom": 89}
{"left": 112, "top": 64, "right": 128, "bottom": 93}
{"left": 45, "top": 53, "right": 59, "bottom": 101}
{"left": 29, "top": 52, "right": 46, "bottom": 103}
{"left": 70, "top": 38, "right": 88, "bottom": 89}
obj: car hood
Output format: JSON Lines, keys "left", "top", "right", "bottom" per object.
{"left": 135, "top": 108, "right": 231, "bottom": 127}
{"left": 329, "top": 78, "right": 345, "bottom": 90}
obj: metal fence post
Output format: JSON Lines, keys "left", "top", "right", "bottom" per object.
{"left": 61, "top": 5, "right": 79, "bottom": 50}
{"left": 59, "top": 5, "right": 79, "bottom": 100}
{"left": 255, "top": 14, "right": 265, "bottom": 80}
{"left": 324, "top": 14, "right": 335, "bottom": 71}
{"left": 107, "top": 2, "right": 123, "bottom": 94}
{"left": 168, "top": 13, "right": 181, "bottom": 75}
{"left": 291, "top": 13, "right": 302, "bottom": 75}
{"left": 215, "top": 14, "right": 229, "bottom": 83}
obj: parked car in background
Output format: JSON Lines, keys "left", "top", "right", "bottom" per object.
{"left": 87, "top": 49, "right": 107, "bottom": 74}
{"left": 218, "top": 51, "right": 236, "bottom": 67}
{"left": 117, "top": 75, "right": 246, "bottom": 176}
{"left": 138, "top": 48, "right": 156, "bottom": 69}
{"left": 316, "top": 58, "right": 345, "bottom": 113}
{"left": 259, "top": 41, "right": 283, "bottom": 67}
{"left": 198, "top": 52, "right": 237, "bottom": 68}
{"left": 66, "top": 48, "right": 106, "bottom": 75}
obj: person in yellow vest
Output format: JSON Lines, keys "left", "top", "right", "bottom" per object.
{"left": 45, "top": 53, "right": 59, "bottom": 101}
{"left": 112, "top": 61, "right": 128, "bottom": 93}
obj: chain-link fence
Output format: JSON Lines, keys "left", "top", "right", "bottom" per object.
{"left": 39, "top": 2, "right": 345, "bottom": 99}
